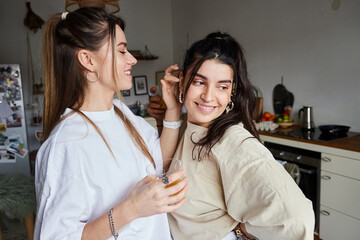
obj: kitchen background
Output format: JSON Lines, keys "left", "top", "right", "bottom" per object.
{"left": 0, "top": 0, "right": 359, "bottom": 162}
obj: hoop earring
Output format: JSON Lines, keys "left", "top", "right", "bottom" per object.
{"left": 226, "top": 101, "right": 234, "bottom": 114}
{"left": 179, "top": 91, "right": 184, "bottom": 103}
{"left": 86, "top": 70, "right": 99, "bottom": 83}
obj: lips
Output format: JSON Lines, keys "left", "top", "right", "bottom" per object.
{"left": 195, "top": 102, "right": 217, "bottom": 113}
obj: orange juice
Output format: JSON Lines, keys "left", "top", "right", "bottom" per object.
{"left": 166, "top": 178, "right": 181, "bottom": 196}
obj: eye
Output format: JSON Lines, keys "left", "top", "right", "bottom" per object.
{"left": 193, "top": 80, "right": 204, "bottom": 86}
{"left": 119, "top": 51, "right": 127, "bottom": 54}
{"left": 219, "top": 85, "right": 229, "bottom": 90}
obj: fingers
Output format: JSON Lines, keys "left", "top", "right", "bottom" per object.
{"left": 168, "top": 184, "right": 189, "bottom": 205}
{"left": 165, "top": 196, "right": 187, "bottom": 213}
{"left": 165, "top": 64, "right": 179, "bottom": 76}
{"left": 166, "top": 169, "right": 186, "bottom": 184}
{"left": 148, "top": 108, "right": 165, "bottom": 114}
{"left": 135, "top": 175, "right": 156, "bottom": 188}
{"left": 163, "top": 74, "right": 180, "bottom": 83}
{"left": 145, "top": 175, "right": 157, "bottom": 184}
{"left": 148, "top": 95, "right": 161, "bottom": 104}
{"left": 163, "top": 64, "right": 180, "bottom": 86}
{"left": 165, "top": 177, "right": 189, "bottom": 197}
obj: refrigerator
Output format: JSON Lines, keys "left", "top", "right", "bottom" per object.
{"left": 0, "top": 64, "right": 30, "bottom": 175}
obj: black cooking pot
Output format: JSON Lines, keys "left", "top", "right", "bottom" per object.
{"left": 318, "top": 125, "right": 350, "bottom": 135}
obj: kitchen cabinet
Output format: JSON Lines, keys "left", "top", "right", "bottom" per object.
{"left": 319, "top": 206, "right": 360, "bottom": 239}
{"left": 259, "top": 133, "right": 360, "bottom": 240}
{"left": 320, "top": 153, "right": 360, "bottom": 239}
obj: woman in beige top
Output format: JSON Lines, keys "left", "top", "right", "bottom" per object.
{"left": 149, "top": 32, "right": 315, "bottom": 240}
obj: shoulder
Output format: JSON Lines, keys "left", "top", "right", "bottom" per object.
{"left": 113, "top": 99, "right": 134, "bottom": 119}
{"left": 113, "top": 99, "right": 158, "bottom": 135}
{"left": 212, "top": 123, "right": 269, "bottom": 160}
{"left": 47, "top": 112, "right": 89, "bottom": 144}
{"left": 37, "top": 114, "right": 90, "bottom": 173}
{"left": 114, "top": 99, "right": 159, "bottom": 143}
{"left": 211, "top": 123, "right": 281, "bottom": 184}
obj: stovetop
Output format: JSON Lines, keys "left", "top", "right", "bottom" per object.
{"left": 269, "top": 127, "right": 359, "bottom": 142}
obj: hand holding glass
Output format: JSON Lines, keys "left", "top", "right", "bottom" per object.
{"left": 146, "top": 159, "right": 184, "bottom": 196}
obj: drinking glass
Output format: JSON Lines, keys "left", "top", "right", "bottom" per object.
{"left": 146, "top": 159, "right": 183, "bottom": 195}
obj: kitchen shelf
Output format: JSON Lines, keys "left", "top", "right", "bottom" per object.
{"left": 135, "top": 56, "right": 159, "bottom": 61}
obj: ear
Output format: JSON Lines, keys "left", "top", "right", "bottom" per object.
{"left": 77, "top": 49, "right": 95, "bottom": 72}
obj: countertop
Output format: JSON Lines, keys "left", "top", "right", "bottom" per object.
{"left": 259, "top": 126, "right": 360, "bottom": 153}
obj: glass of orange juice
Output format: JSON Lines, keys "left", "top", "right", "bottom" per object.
{"left": 146, "top": 159, "right": 183, "bottom": 195}
{"left": 165, "top": 159, "right": 183, "bottom": 195}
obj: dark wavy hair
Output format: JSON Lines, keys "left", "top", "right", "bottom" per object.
{"left": 181, "top": 32, "right": 260, "bottom": 160}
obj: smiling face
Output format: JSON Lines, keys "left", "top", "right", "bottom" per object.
{"left": 94, "top": 25, "right": 137, "bottom": 92}
{"left": 183, "top": 59, "right": 234, "bottom": 127}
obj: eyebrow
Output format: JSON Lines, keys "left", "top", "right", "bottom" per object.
{"left": 117, "top": 42, "right": 127, "bottom": 47}
{"left": 195, "top": 73, "right": 232, "bottom": 83}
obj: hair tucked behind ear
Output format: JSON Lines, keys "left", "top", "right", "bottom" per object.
{"left": 182, "top": 32, "right": 260, "bottom": 161}
{"left": 42, "top": 7, "right": 154, "bottom": 166}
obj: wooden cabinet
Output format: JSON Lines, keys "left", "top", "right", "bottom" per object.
{"left": 320, "top": 153, "right": 360, "bottom": 239}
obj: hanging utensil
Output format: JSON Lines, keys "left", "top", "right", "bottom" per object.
{"left": 272, "top": 76, "right": 288, "bottom": 115}
{"left": 286, "top": 91, "right": 294, "bottom": 107}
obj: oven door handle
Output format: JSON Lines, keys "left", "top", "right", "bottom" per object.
{"left": 299, "top": 167, "right": 316, "bottom": 175}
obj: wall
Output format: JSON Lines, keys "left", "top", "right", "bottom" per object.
{"left": 171, "top": 0, "right": 360, "bottom": 131}
{"left": 0, "top": 0, "right": 174, "bottom": 155}
{"left": 1, "top": 0, "right": 359, "bottom": 160}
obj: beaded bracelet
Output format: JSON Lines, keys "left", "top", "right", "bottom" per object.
{"left": 163, "top": 120, "right": 182, "bottom": 129}
{"left": 108, "top": 208, "right": 119, "bottom": 240}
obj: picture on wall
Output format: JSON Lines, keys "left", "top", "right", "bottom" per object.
{"left": 121, "top": 90, "right": 131, "bottom": 96}
{"left": 155, "top": 71, "right": 165, "bottom": 86}
{"left": 133, "top": 75, "right": 148, "bottom": 95}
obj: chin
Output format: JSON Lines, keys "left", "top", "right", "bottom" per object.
{"left": 118, "top": 83, "right": 132, "bottom": 91}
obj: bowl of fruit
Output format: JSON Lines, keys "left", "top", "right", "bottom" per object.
{"left": 276, "top": 107, "right": 294, "bottom": 128}
{"left": 255, "top": 112, "right": 278, "bottom": 131}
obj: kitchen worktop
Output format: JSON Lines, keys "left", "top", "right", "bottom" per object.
{"left": 259, "top": 126, "right": 360, "bottom": 153}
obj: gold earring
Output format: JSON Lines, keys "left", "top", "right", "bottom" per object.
{"left": 226, "top": 101, "right": 234, "bottom": 114}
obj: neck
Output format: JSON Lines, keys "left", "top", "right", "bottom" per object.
{"left": 79, "top": 86, "right": 116, "bottom": 111}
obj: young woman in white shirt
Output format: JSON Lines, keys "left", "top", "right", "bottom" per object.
{"left": 35, "top": 7, "right": 188, "bottom": 240}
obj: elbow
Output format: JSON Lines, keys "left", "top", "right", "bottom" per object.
{"left": 290, "top": 203, "right": 315, "bottom": 240}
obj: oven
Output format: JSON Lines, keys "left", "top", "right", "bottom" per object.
{"left": 264, "top": 142, "right": 321, "bottom": 233}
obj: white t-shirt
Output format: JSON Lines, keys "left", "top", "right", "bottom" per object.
{"left": 35, "top": 100, "right": 172, "bottom": 240}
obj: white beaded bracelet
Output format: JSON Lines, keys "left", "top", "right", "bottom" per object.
{"left": 163, "top": 120, "right": 182, "bottom": 129}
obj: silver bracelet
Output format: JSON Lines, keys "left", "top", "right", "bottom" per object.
{"left": 163, "top": 119, "right": 182, "bottom": 129}
{"left": 108, "top": 208, "right": 118, "bottom": 240}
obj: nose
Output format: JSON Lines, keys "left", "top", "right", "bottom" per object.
{"left": 127, "top": 52, "right": 137, "bottom": 65}
{"left": 201, "top": 86, "right": 215, "bottom": 102}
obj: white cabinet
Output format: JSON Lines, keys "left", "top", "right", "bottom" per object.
{"left": 259, "top": 134, "right": 360, "bottom": 240}
{"left": 319, "top": 206, "right": 360, "bottom": 240}
{"left": 320, "top": 153, "right": 360, "bottom": 239}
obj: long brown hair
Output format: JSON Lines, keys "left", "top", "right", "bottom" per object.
{"left": 42, "top": 7, "right": 154, "bottom": 165}
{"left": 182, "top": 32, "right": 260, "bottom": 160}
